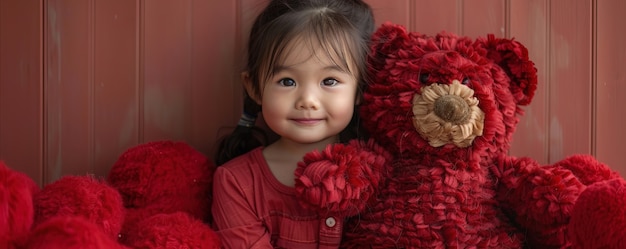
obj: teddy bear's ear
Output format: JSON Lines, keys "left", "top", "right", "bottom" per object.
{"left": 368, "top": 22, "right": 410, "bottom": 71}
{"left": 476, "top": 35, "right": 538, "bottom": 105}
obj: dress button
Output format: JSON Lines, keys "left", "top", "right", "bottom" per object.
{"left": 325, "top": 217, "right": 336, "bottom": 228}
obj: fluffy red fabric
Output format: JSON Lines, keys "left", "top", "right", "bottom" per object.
{"left": 24, "top": 216, "right": 129, "bottom": 249}
{"left": 118, "top": 207, "right": 153, "bottom": 244}
{"left": 569, "top": 178, "right": 626, "bottom": 249}
{"left": 549, "top": 154, "right": 621, "bottom": 185}
{"left": 107, "top": 140, "right": 214, "bottom": 223}
{"left": 118, "top": 206, "right": 181, "bottom": 245}
{"left": 124, "top": 211, "right": 220, "bottom": 249}
{"left": 295, "top": 139, "right": 390, "bottom": 218}
{"left": 0, "top": 161, "right": 38, "bottom": 249}
{"left": 479, "top": 34, "right": 537, "bottom": 105}
{"left": 108, "top": 141, "right": 220, "bottom": 248}
{"left": 33, "top": 175, "right": 125, "bottom": 240}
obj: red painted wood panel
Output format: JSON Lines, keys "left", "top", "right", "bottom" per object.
{"left": 194, "top": 0, "right": 239, "bottom": 156}
{"left": 367, "top": 0, "right": 410, "bottom": 30}
{"left": 43, "top": 0, "right": 244, "bottom": 183}
{"left": 143, "top": 0, "right": 193, "bottom": 142}
{"left": 141, "top": 0, "right": 240, "bottom": 158}
{"left": 370, "top": 0, "right": 504, "bottom": 36}
{"left": 596, "top": 0, "right": 626, "bottom": 177}
{"left": 368, "top": 0, "right": 461, "bottom": 35}
{"left": 92, "top": 0, "right": 139, "bottom": 177}
{"left": 45, "top": 0, "right": 93, "bottom": 182}
{"left": 548, "top": 0, "right": 593, "bottom": 162}
{"left": 0, "top": 0, "right": 43, "bottom": 185}
{"left": 410, "top": 0, "right": 459, "bottom": 34}
{"left": 509, "top": 1, "right": 550, "bottom": 164}
{"left": 461, "top": 0, "right": 505, "bottom": 38}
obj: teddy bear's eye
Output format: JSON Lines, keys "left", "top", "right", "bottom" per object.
{"left": 462, "top": 77, "right": 471, "bottom": 85}
{"left": 419, "top": 73, "right": 430, "bottom": 84}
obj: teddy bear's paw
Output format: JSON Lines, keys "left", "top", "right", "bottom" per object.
{"left": 508, "top": 166, "right": 586, "bottom": 247}
{"left": 568, "top": 178, "right": 626, "bottom": 249}
{"left": 549, "top": 154, "right": 621, "bottom": 185}
{"left": 294, "top": 139, "right": 389, "bottom": 217}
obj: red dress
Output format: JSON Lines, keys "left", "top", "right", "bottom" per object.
{"left": 212, "top": 147, "right": 342, "bottom": 249}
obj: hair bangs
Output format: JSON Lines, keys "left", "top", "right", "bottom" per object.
{"left": 257, "top": 8, "right": 366, "bottom": 86}
{"left": 304, "top": 9, "right": 363, "bottom": 79}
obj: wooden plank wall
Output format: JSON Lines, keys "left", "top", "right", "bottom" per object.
{"left": 0, "top": 0, "right": 44, "bottom": 184}
{"left": 1, "top": 0, "right": 625, "bottom": 186}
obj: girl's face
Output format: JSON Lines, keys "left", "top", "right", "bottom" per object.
{"left": 254, "top": 40, "right": 359, "bottom": 145}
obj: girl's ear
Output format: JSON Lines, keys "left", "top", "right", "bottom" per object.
{"left": 242, "top": 72, "right": 262, "bottom": 104}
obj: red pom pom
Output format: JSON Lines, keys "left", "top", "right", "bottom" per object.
{"left": 33, "top": 175, "right": 125, "bottom": 240}
{"left": 108, "top": 141, "right": 214, "bottom": 223}
{"left": 24, "top": 216, "right": 129, "bottom": 249}
{"left": 117, "top": 207, "right": 154, "bottom": 245}
{"left": 124, "top": 212, "right": 220, "bottom": 249}
{"left": 0, "top": 161, "right": 38, "bottom": 249}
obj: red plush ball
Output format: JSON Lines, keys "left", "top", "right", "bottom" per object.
{"left": 124, "top": 211, "right": 220, "bottom": 249}
{"left": 24, "top": 216, "right": 129, "bottom": 249}
{"left": 118, "top": 206, "right": 164, "bottom": 245}
{"left": 108, "top": 140, "right": 215, "bottom": 223}
{"left": 0, "top": 161, "right": 39, "bottom": 249}
{"left": 33, "top": 175, "right": 125, "bottom": 240}
{"left": 569, "top": 178, "right": 626, "bottom": 249}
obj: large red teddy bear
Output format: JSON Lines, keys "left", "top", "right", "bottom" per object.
{"left": 295, "top": 22, "right": 626, "bottom": 248}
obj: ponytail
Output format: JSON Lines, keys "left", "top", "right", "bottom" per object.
{"left": 215, "top": 95, "right": 268, "bottom": 166}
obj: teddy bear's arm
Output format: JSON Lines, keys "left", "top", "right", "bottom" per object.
{"left": 294, "top": 139, "right": 390, "bottom": 218}
{"left": 492, "top": 155, "right": 585, "bottom": 248}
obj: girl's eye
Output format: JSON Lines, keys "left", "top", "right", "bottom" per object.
{"left": 322, "top": 78, "right": 339, "bottom": 86}
{"left": 278, "top": 78, "right": 296, "bottom": 87}
{"left": 419, "top": 73, "right": 429, "bottom": 84}
{"left": 461, "top": 77, "right": 471, "bottom": 85}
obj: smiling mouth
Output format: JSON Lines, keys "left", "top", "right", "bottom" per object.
{"left": 291, "top": 119, "right": 323, "bottom": 125}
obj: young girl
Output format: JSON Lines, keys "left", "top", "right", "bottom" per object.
{"left": 212, "top": 0, "right": 375, "bottom": 248}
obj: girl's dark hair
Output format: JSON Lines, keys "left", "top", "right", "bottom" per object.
{"left": 215, "top": 0, "right": 375, "bottom": 166}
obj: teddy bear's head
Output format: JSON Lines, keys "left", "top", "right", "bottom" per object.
{"left": 361, "top": 23, "right": 537, "bottom": 160}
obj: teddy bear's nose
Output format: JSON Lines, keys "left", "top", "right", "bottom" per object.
{"left": 433, "top": 95, "right": 471, "bottom": 125}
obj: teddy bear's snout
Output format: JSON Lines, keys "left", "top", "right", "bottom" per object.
{"left": 411, "top": 80, "right": 485, "bottom": 147}
{"left": 433, "top": 95, "right": 471, "bottom": 125}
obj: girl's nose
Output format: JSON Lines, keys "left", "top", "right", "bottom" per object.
{"left": 295, "top": 86, "right": 320, "bottom": 110}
